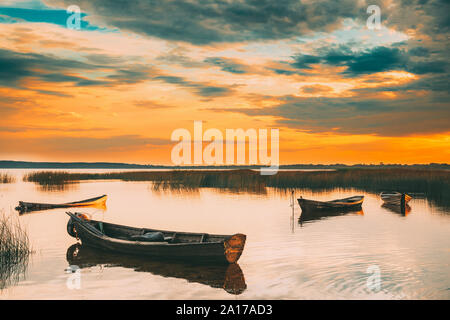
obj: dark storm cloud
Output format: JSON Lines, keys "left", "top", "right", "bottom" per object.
{"left": 44, "top": 0, "right": 363, "bottom": 44}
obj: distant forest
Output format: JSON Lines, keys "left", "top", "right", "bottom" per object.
{"left": 0, "top": 160, "right": 448, "bottom": 170}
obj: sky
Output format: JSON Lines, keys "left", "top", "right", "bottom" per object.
{"left": 0, "top": 0, "right": 449, "bottom": 165}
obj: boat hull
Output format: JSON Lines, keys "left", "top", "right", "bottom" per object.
{"left": 297, "top": 196, "right": 364, "bottom": 212}
{"left": 380, "top": 192, "right": 411, "bottom": 206}
{"left": 66, "top": 212, "right": 246, "bottom": 264}
{"left": 16, "top": 194, "right": 107, "bottom": 212}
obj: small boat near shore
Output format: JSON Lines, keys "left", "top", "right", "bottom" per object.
{"left": 66, "top": 212, "right": 246, "bottom": 264}
{"left": 297, "top": 195, "right": 364, "bottom": 212}
{"left": 380, "top": 192, "right": 412, "bottom": 206}
{"left": 16, "top": 194, "right": 107, "bottom": 213}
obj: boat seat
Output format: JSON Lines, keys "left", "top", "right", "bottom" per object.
{"left": 130, "top": 231, "right": 165, "bottom": 242}
{"left": 164, "top": 232, "right": 178, "bottom": 243}
{"left": 200, "top": 234, "right": 208, "bottom": 243}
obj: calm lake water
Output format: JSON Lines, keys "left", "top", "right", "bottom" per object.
{"left": 0, "top": 169, "right": 449, "bottom": 299}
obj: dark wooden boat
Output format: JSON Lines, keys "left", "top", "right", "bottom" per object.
{"left": 66, "top": 212, "right": 246, "bottom": 264}
{"left": 297, "top": 195, "right": 364, "bottom": 212}
{"left": 66, "top": 244, "right": 246, "bottom": 294}
{"left": 380, "top": 192, "right": 412, "bottom": 206}
{"left": 16, "top": 194, "right": 107, "bottom": 212}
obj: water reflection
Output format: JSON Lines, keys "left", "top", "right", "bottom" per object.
{"left": 382, "top": 204, "right": 412, "bottom": 216}
{"left": 1, "top": 169, "right": 449, "bottom": 299}
{"left": 0, "top": 255, "right": 29, "bottom": 290}
{"left": 66, "top": 244, "right": 247, "bottom": 295}
{"left": 299, "top": 209, "right": 364, "bottom": 224}
{"left": 151, "top": 181, "right": 267, "bottom": 195}
{"left": 31, "top": 182, "right": 79, "bottom": 193}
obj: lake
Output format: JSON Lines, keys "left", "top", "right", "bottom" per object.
{"left": 0, "top": 169, "right": 449, "bottom": 299}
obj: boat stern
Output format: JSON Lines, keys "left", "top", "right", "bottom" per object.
{"left": 404, "top": 193, "right": 412, "bottom": 203}
{"left": 224, "top": 234, "right": 246, "bottom": 263}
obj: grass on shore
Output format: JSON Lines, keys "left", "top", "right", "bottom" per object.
{"left": 0, "top": 173, "right": 15, "bottom": 183}
{"left": 0, "top": 213, "right": 31, "bottom": 289}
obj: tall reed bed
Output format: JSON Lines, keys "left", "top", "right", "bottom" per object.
{"left": 0, "top": 213, "right": 31, "bottom": 289}
{"left": 23, "top": 169, "right": 450, "bottom": 206}
{"left": 0, "top": 173, "right": 15, "bottom": 183}
{"left": 23, "top": 170, "right": 266, "bottom": 193}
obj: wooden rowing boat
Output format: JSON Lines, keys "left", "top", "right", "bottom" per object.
{"left": 380, "top": 192, "right": 412, "bottom": 206}
{"left": 66, "top": 212, "right": 246, "bottom": 264}
{"left": 297, "top": 195, "right": 364, "bottom": 212}
{"left": 66, "top": 243, "right": 247, "bottom": 294}
{"left": 16, "top": 194, "right": 107, "bottom": 212}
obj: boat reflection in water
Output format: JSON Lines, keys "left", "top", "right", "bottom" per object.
{"left": 382, "top": 203, "right": 412, "bottom": 216}
{"left": 299, "top": 209, "right": 364, "bottom": 225}
{"left": 66, "top": 244, "right": 246, "bottom": 295}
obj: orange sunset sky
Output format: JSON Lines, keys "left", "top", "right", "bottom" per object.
{"left": 0, "top": 0, "right": 449, "bottom": 165}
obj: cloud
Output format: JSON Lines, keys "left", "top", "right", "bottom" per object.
{"left": 0, "top": 1, "right": 49, "bottom": 10}
{"left": 0, "top": 135, "right": 173, "bottom": 153}
{"left": 154, "top": 75, "right": 234, "bottom": 98}
{"left": 300, "top": 84, "right": 334, "bottom": 94}
{"left": 0, "top": 48, "right": 152, "bottom": 90}
{"left": 0, "top": 125, "right": 110, "bottom": 133}
{"left": 290, "top": 45, "right": 448, "bottom": 76}
{"left": 0, "top": 105, "right": 19, "bottom": 117}
{"left": 43, "top": 0, "right": 364, "bottom": 44}
{"left": 204, "top": 57, "right": 248, "bottom": 74}
{"left": 379, "top": 0, "right": 450, "bottom": 37}
{"left": 209, "top": 95, "right": 450, "bottom": 136}
{"left": 0, "top": 47, "right": 235, "bottom": 98}
{"left": 133, "top": 100, "right": 176, "bottom": 110}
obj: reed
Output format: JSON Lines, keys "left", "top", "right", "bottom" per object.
{"left": 0, "top": 212, "right": 31, "bottom": 289}
{"left": 23, "top": 171, "right": 71, "bottom": 185}
{"left": 23, "top": 168, "right": 450, "bottom": 207}
{"left": 0, "top": 173, "right": 15, "bottom": 183}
